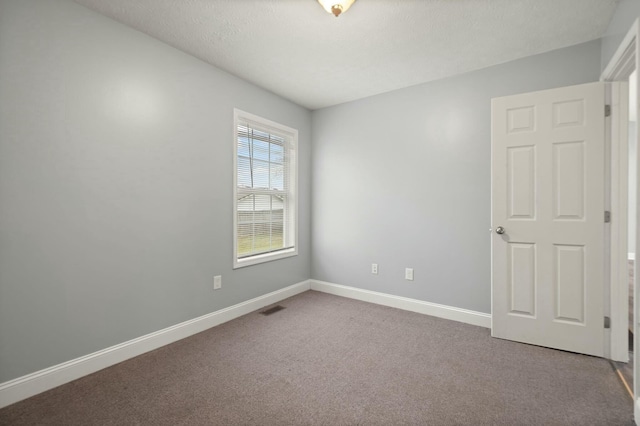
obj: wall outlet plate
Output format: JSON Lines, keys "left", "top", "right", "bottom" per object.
{"left": 372, "top": 263, "right": 378, "bottom": 274}
{"left": 405, "top": 268, "right": 414, "bottom": 281}
{"left": 214, "top": 275, "right": 222, "bottom": 290}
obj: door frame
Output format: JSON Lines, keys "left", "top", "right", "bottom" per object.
{"left": 601, "top": 16, "right": 639, "bottom": 419}
{"left": 602, "top": 79, "right": 631, "bottom": 363}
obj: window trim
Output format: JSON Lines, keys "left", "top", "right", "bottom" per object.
{"left": 233, "top": 108, "right": 298, "bottom": 269}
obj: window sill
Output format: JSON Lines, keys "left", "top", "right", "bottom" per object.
{"left": 233, "top": 248, "right": 298, "bottom": 269}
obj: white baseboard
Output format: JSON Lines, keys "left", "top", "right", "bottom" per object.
{"left": 309, "top": 280, "right": 491, "bottom": 329}
{"left": 629, "top": 253, "right": 636, "bottom": 261}
{"left": 0, "top": 280, "right": 311, "bottom": 409}
{"left": 0, "top": 279, "right": 490, "bottom": 409}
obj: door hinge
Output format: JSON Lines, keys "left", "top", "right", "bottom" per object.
{"left": 605, "top": 104, "right": 611, "bottom": 117}
{"left": 605, "top": 211, "right": 611, "bottom": 223}
{"left": 604, "top": 316, "right": 611, "bottom": 329}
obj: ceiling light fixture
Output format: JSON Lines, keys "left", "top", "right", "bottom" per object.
{"left": 317, "top": 0, "right": 355, "bottom": 17}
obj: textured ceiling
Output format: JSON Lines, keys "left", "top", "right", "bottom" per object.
{"left": 72, "top": 0, "right": 619, "bottom": 110}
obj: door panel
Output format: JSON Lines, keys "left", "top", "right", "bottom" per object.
{"left": 553, "top": 141, "right": 585, "bottom": 219}
{"left": 508, "top": 146, "right": 536, "bottom": 219}
{"left": 492, "top": 82, "right": 605, "bottom": 357}
{"left": 508, "top": 243, "right": 536, "bottom": 316}
{"left": 553, "top": 244, "right": 585, "bottom": 323}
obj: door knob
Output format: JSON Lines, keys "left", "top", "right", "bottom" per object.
{"left": 496, "top": 226, "right": 505, "bottom": 235}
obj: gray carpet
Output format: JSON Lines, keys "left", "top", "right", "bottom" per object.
{"left": 0, "top": 290, "right": 633, "bottom": 425}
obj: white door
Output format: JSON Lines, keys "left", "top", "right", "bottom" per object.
{"left": 492, "top": 82, "right": 606, "bottom": 357}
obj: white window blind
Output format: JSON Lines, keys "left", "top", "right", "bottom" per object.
{"left": 233, "top": 109, "right": 297, "bottom": 268}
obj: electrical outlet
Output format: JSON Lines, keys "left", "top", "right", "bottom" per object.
{"left": 214, "top": 275, "right": 222, "bottom": 290}
{"left": 371, "top": 263, "right": 378, "bottom": 274}
{"left": 405, "top": 268, "right": 414, "bottom": 281}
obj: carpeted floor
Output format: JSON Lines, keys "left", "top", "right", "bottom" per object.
{"left": 0, "top": 290, "right": 634, "bottom": 425}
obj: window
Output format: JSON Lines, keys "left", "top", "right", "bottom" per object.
{"left": 233, "top": 109, "right": 298, "bottom": 268}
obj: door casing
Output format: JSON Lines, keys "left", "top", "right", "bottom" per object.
{"left": 600, "top": 16, "right": 639, "bottom": 425}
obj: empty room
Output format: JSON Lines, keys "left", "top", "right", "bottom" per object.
{"left": 1, "top": 0, "right": 640, "bottom": 424}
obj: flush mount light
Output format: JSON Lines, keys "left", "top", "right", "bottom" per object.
{"left": 317, "top": 0, "right": 356, "bottom": 17}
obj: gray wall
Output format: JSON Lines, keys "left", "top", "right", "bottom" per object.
{"left": 311, "top": 40, "right": 602, "bottom": 314}
{"left": 0, "top": 0, "right": 311, "bottom": 383}
{"left": 601, "top": 0, "right": 640, "bottom": 72}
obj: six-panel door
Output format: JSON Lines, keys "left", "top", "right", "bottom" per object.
{"left": 491, "top": 82, "right": 605, "bottom": 357}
